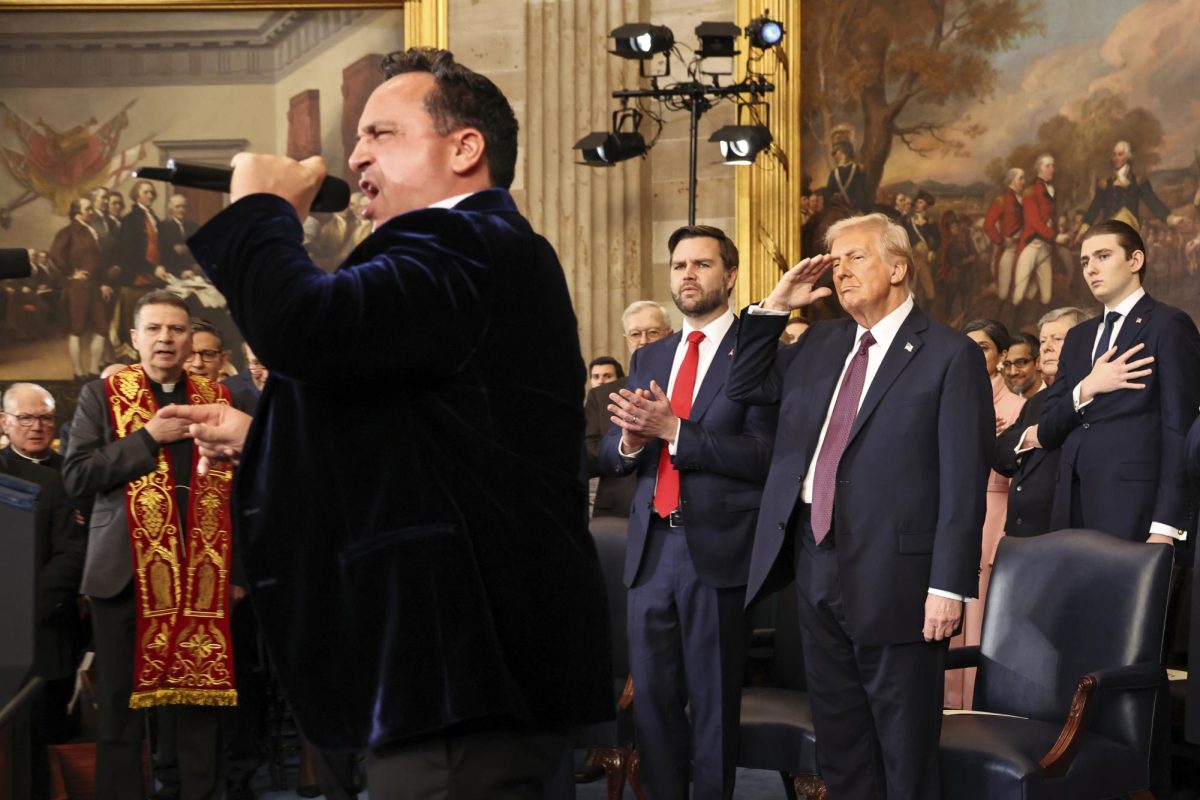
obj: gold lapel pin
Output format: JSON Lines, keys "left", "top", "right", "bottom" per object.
{"left": 1135, "top": 317, "right": 1143, "bottom": 324}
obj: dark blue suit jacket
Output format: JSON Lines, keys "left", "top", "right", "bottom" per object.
{"left": 597, "top": 321, "right": 777, "bottom": 588}
{"left": 993, "top": 389, "right": 1058, "bottom": 537}
{"left": 1039, "top": 292, "right": 1200, "bottom": 539}
{"left": 1187, "top": 416, "right": 1200, "bottom": 743}
{"left": 189, "top": 190, "right": 611, "bottom": 751}
{"left": 727, "top": 306, "right": 992, "bottom": 646}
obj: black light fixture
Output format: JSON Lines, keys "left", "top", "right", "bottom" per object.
{"left": 745, "top": 14, "right": 784, "bottom": 49}
{"left": 709, "top": 121, "right": 772, "bottom": 165}
{"left": 574, "top": 109, "right": 647, "bottom": 166}
{"left": 609, "top": 23, "right": 675, "bottom": 59}
{"left": 695, "top": 22, "right": 740, "bottom": 58}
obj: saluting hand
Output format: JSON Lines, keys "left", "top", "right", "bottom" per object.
{"left": 760, "top": 254, "right": 836, "bottom": 312}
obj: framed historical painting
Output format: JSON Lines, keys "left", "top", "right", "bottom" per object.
{"left": 799, "top": 0, "right": 1200, "bottom": 333}
{"left": 0, "top": 0, "right": 405, "bottom": 406}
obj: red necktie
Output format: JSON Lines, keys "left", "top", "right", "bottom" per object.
{"left": 810, "top": 330, "right": 875, "bottom": 543}
{"left": 653, "top": 330, "right": 705, "bottom": 518}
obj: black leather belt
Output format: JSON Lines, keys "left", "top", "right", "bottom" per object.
{"left": 653, "top": 510, "right": 684, "bottom": 528}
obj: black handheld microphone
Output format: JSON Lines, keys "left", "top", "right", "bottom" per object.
{"left": 0, "top": 249, "right": 32, "bottom": 281}
{"left": 134, "top": 158, "right": 352, "bottom": 213}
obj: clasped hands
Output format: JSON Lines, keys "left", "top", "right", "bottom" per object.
{"left": 154, "top": 404, "right": 254, "bottom": 475}
{"left": 608, "top": 382, "right": 678, "bottom": 452}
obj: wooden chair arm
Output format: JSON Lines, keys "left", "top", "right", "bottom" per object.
{"left": 618, "top": 673, "right": 634, "bottom": 711}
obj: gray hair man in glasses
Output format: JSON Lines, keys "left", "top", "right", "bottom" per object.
{"left": 2, "top": 382, "right": 61, "bottom": 468}
{"left": 583, "top": 300, "right": 674, "bottom": 519}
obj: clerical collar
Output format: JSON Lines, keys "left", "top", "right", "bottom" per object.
{"left": 8, "top": 445, "right": 50, "bottom": 464}
{"left": 147, "top": 376, "right": 184, "bottom": 393}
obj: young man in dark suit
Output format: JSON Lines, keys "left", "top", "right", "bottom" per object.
{"left": 599, "top": 226, "right": 776, "bottom": 799}
{"left": 727, "top": 212, "right": 992, "bottom": 799}
{"left": 1038, "top": 219, "right": 1200, "bottom": 543}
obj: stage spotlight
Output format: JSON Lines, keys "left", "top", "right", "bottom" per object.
{"left": 695, "top": 22, "right": 740, "bottom": 58}
{"left": 709, "top": 124, "right": 772, "bottom": 165}
{"left": 610, "top": 23, "right": 675, "bottom": 59}
{"left": 573, "top": 132, "right": 647, "bottom": 165}
{"left": 745, "top": 15, "right": 784, "bottom": 49}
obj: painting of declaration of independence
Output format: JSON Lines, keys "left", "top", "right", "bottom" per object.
{"left": 0, "top": 6, "right": 403, "bottom": 384}
{"left": 800, "top": 0, "right": 1200, "bottom": 332}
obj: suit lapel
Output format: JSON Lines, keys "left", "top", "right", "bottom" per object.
{"left": 845, "top": 306, "right": 928, "bottom": 449}
{"left": 688, "top": 322, "right": 738, "bottom": 422}
{"left": 1113, "top": 292, "right": 1155, "bottom": 353}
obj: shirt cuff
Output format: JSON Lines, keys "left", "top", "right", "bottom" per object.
{"left": 667, "top": 418, "right": 682, "bottom": 456}
{"left": 618, "top": 440, "right": 643, "bottom": 459}
{"left": 747, "top": 303, "right": 789, "bottom": 316}
{"left": 928, "top": 587, "right": 972, "bottom": 603}
{"left": 1149, "top": 522, "right": 1186, "bottom": 542}
{"left": 1072, "top": 381, "right": 1093, "bottom": 411}
{"left": 1014, "top": 426, "right": 1037, "bottom": 455}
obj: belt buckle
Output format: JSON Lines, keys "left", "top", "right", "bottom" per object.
{"left": 667, "top": 510, "right": 684, "bottom": 528}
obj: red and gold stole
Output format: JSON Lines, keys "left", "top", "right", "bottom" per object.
{"left": 105, "top": 365, "right": 238, "bottom": 708}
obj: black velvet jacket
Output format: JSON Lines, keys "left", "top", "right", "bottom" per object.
{"left": 189, "top": 189, "right": 612, "bottom": 751}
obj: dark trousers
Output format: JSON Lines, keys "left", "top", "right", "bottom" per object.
{"left": 627, "top": 521, "right": 747, "bottom": 800}
{"left": 90, "top": 584, "right": 226, "bottom": 800}
{"left": 792, "top": 510, "right": 946, "bottom": 800}
{"left": 367, "top": 726, "right": 569, "bottom": 799}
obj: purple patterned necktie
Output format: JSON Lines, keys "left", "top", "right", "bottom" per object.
{"left": 810, "top": 330, "right": 876, "bottom": 543}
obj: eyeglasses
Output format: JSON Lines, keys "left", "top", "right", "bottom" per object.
{"left": 190, "top": 349, "right": 223, "bottom": 361}
{"left": 1001, "top": 358, "right": 1034, "bottom": 370}
{"left": 626, "top": 328, "right": 666, "bottom": 341}
{"left": 4, "top": 413, "right": 56, "bottom": 427}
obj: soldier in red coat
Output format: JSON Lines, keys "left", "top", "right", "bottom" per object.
{"left": 1014, "top": 154, "right": 1058, "bottom": 309}
{"left": 984, "top": 167, "right": 1025, "bottom": 302}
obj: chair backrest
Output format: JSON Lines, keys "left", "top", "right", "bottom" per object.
{"left": 589, "top": 516, "right": 630, "bottom": 682}
{"left": 975, "top": 529, "right": 1172, "bottom": 751}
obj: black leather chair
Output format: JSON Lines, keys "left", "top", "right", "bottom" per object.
{"left": 939, "top": 529, "right": 1173, "bottom": 800}
{"left": 737, "top": 588, "right": 824, "bottom": 800}
{"left": 571, "top": 516, "right": 641, "bottom": 800}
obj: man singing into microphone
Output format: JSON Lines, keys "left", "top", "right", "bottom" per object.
{"left": 178, "top": 48, "right": 610, "bottom": 798}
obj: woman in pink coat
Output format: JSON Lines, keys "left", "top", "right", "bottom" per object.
{"left": 945, "top": 318, "right": 1026, "bottom": 709}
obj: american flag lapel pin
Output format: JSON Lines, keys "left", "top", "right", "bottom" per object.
{"left": 904, "top": 342, "right": 914, "bottom": 352}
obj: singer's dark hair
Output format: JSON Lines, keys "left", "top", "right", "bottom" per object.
{"left": 380, "top": 48, "right": 518, "bottom": 190}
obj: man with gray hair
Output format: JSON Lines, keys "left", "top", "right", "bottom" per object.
{"left": 583, "top": 299, "right": 673, "bottom": 518}
{"left": 993, "top": 306, "right": 1087, "bottom": 537}
{"left": 983, "top": 167, "right": 1024, "bottom": 301}
{"left": 1083, "top": 140, "right": 1182, "bottom": 230}
{"left": 2, "top": 382, "right": 62, "bottom": 468}
{"left": 0, "top": 382, "right": 85, "bottom": 800}
{"left": 729, "top": 212, "right": 991, "bottom": 799}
